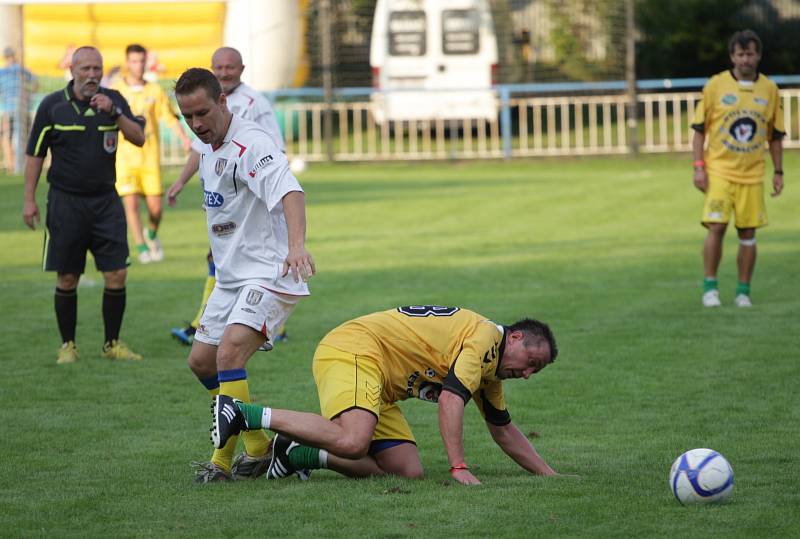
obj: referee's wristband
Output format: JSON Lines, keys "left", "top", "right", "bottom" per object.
{"left": 774, "top": 169, "right": 784, "bottom": 175}
{"left": 449, "top": 463, "right": 469, "bottom": 474}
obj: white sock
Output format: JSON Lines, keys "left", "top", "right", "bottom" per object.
{"left": 319, "top": 449, "right": 329, "bottom": 468}
{"left": 261, "top": 407, "right": 272, "bottom": 430}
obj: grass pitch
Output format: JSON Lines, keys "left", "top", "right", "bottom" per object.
{"left": 1, "top": 152, "right": 798, "bottom": 537}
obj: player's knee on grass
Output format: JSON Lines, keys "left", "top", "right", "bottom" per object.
{"left": 373, "top": 442, "right": 424, "bottom": 479}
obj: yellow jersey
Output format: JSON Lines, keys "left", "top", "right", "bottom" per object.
{"left": 111, "top": 78, "right": 183, "bottom": 170}
{"left": 320, "top": 306, "right": 511, "bottom": 425}
{"left": 692, "top": 70, "right": 784, "bottom": 184}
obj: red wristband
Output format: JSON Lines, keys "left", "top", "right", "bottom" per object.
{"left": 693, "top": 160, "right": 705, "bottom": 168}
{"left": 449, "top": 463, "right": 469, "bottom": 474}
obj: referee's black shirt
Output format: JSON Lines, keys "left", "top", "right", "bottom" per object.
{"left": 26, "top": 81, "right": 141, "bottom": 195}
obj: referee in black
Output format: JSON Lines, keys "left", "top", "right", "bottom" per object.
{"left": 22, "top": 46, "right": 146, "bottom": 364}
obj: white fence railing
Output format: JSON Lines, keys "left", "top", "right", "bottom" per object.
{"left": 155, "top": 88, "right": 799, "bottom": 165}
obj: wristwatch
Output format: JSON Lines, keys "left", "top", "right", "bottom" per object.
{"left": 109, "top": 106, "right": 123, "bottom": 121}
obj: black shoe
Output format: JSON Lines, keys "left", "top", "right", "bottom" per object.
{"left": 211, "top": 395, "right": 246, "bottom": 449}
{"left": 266, "top": 434, "right": 300, "bottom": 479}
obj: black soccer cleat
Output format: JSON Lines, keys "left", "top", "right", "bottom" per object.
{"left": 211, "top": 395, "right": 246, "bottom": 449}
{"left": 266, "top": 434, "right": 300, "bottom": 480}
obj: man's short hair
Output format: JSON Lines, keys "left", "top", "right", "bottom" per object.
{"left": 174, "top": 68, "right": 222, "bottom": 101}
{"left": 506, "top": 318, "right": 558, "bottom": 362}
{"left": 728, "top": 29, "right": 762, "bottom": 55}
{"left": 126, "top": 44, "right": 147, "bottom": 56}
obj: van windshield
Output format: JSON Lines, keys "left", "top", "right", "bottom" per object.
{"left": 388, "top": 10, "right": 426, "bottom": 56}
{"left": 442, "top": 9, "right": 480, "bottom": 55}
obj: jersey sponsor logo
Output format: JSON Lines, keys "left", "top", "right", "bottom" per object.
{"left": 248, "top": 154, "right": 274, "bottom": 177}
{"left": 211, "top": 221, "right": 236, "bottom": 236}
{"left": 721, "top": 94, "right": 738, "bottom": 105}
{"left": 215, "top": 158, "right": 227, "bottom": 176}
{"left": 103, "top": 131, "right": 118, "bottom": 153}
{"left": 418, "top": 381, "right": 442, "bottom": 403}
{"left": 729, "top": 117, "right": 756, "bottom": 143}
{"left": 754, "top": 97, "right": 768, "bottom": 106}
{"left": 240, "top": 307, "right": 257, "bottom": 314}
{"left": 204, "top": 190, "right": 224, "bottom": 207}
{"left": 245, "top": 289, "right": 263, "bottom": 306}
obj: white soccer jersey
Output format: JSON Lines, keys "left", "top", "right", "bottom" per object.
{"left": 196, "top": 114, "right": 308, "bottom": 296}
{"left": 226, "top": 82, "right": 285, "bottom": 151}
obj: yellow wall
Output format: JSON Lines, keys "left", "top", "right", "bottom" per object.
{"left": 23, "top": 2, "right": 225, "bottom": 79}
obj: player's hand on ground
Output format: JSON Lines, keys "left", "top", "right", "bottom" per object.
{"left": 451, "top": 468, "right": 481, "bottom": 485}
{"left": 283, "top": 247, "right": 316, "bottom": 283}
{"left": 22, "top": 200, "right": 40, "bottom": 230}
{"left": 693, "top": 169, "right": 708, "bottom": 192}
{"left": 771, "top": 173, "right": 784, "bottom": 197}
{"left": 166, "top": 181, "right": 184, "bottom": 207}
{"left": 89, "top": 93, "right": 113, "bottom": 114}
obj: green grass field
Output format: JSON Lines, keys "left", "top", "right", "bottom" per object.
{"left": 1, "top": 153, "right": 798, "bottom": 537}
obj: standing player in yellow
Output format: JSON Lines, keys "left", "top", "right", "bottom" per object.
{"left": 212, "top": 306, "right": 564, "bottom": 484}
{"left": 691, "top": 30, "right": 784, "bottom": 308}
{"left": 113, "top": 44, "right": 191, "bottom": 264}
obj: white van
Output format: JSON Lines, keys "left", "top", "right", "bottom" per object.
{"left": 370, "top": 0, "right": 499, "bottom": 124}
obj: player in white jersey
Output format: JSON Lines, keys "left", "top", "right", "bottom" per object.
{"left": 168, "top": 47, "right": 288, "bottom": 348}
{"left": 171, "top": 68, "right": 315, "bottom": 483}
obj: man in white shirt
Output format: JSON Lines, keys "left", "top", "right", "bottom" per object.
{"left": 171, "top": 67, "right": 314, "bottom": 483}
{"left": 168, "top": 47, "right": 287, "bottom": 348}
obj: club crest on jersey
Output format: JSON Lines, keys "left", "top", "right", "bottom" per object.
{"left": 204, "top": 190, "right": 224, "bottom": 207}
{"left": 245, "top": 289, "right": 263, "bottom": 306}
{"left": 721, "top": 94, "right": 738, "bottom": 105}
{"left": 729, "top": 117, "right": 756, "bottom": 143}
{"left": 214, "top": 158, "right": 227, "bottom": 176}
{"left": 103, "top": 131, "right": 118, "bottom": 153}
{"left": 211, "top": 221, "right": 236, "bottom": 236}
{"left": 248, "top": 154, "right": 274, "bottom": 177}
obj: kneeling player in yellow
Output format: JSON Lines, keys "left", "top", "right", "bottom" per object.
{"left": 213, "top": 306, "right": 565, "bottom": 484}
{"left": 113, "top": 44, "right": 191, "bottom": 264}
{"left": 691, "top": 30, "right": 784, "bottom": 308}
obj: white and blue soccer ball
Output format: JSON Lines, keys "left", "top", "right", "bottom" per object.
{"left": 669, "top": 448, "right": 734, "bottom": 505}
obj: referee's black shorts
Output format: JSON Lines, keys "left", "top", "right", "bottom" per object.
{"left": 43, "top": 187, "right": 129, "bottom": 274}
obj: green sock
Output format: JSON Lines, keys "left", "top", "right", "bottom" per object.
{"left": 136, "top": 244, "right": 149, "bottom": 254}
{"left": 703, "top": 277, "right": 718, "bottom": 293}
{"left": 736, "top": 282, "right": 751, "bottom": 297}
{"left": 288, "top": 444, "right": 322, "bottom": 470}
{"left": 236, "top": 401, "right": 265, "bottom": 429}
{"left": 146, "top": 228, "right": 157, "bottom": 241}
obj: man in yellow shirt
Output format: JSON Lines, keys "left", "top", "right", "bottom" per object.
{"left": 212, "top": 306, "right": 565, "bottom": 484}
{"left": 691, "top": 30, "right": 784, "bottom": 308}
{"left": 113, "top": 44, "right": 190, "bottom": 263}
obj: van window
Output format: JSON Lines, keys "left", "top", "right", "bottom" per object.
{"left": 388, "top": 10, "right": 427, "bottom": 56}
{"left": 442, "top": 9, "right": 479, "bottom": 55}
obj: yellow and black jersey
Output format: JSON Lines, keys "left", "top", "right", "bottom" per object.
{"left": 111, "top": 78, "right": 183, "bottom": 169}
{"left": 320, "top": 306, "right": 511, "bottom": 425}
{"left": 692, "top": 70, "right": 785, "bottom": 184}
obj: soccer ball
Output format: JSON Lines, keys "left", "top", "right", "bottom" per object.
{"left": 290, "top": 157, "right": 307, "bottom": 174}
{"left": 669, "top": 448, "right": 734, "bottom": 505}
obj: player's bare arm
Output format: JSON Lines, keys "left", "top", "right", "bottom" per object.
{"left": 167, "top": 150, "right": 200, "bottom": 207}
{"left": 281, "top": 190, "right": 315, "bottom": 282}
{"left": 486, "top": 421, "right": 557, "bottom": 476}
{"left": 692, "top": 130, "right": 708, "bottom": 193}
{"left": 769, "top": 138, "right": 783, "bottom": 197}
{"left": 22, "top": 156, "right": 44, "bottom": 229}
{"left": 438, "top": 389, "right": 480, "bottom": 485}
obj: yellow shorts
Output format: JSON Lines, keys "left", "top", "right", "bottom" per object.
{"left": 312, "top": 344, "right": 415, "bottom": 444}
{"left": 702, "top": 175, "right": 767, "bottom": 229}
{"left": 116, "top": 166, "right": 163, "bottom": 197}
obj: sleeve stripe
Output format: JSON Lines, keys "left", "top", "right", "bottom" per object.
{"left": 33, "top": 125, "right": 53, "bottom": 155}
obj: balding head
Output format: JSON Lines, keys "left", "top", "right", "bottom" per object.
{"left": 211, "top": 47, "right": 244, "bottom": 94}
{"left": 70, "top": 46, "right": 103, "bottom": 100}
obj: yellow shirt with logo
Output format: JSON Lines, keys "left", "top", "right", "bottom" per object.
{"left": 111, "top": 78, "right": 183, "bottom": 170}
{"left": 691, "top": 70, "right": 784, "bottom": 184}
{"left": 320, "top": 306, "right": 511, "bottom": 425}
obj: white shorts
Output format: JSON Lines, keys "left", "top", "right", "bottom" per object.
{"left": 194, "top": 284, "right": 300, "bottom": 348}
